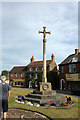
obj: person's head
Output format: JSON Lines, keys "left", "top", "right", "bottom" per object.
{"left": 1, "top": 73, "right": 6, "bottom": 82}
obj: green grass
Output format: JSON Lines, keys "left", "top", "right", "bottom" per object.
{"left": 8, "top": 88, "right": 80, "bottom": 119}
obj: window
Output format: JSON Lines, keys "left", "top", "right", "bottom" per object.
{"left": 16, "top": 73, "right": 19, "bottom": 77}
{"left": 69, "top": 64, "right": 72, "bottom": 73}
{"left": 35, "top": 81, "right": 38, "bottom": 87}
{"left": 69, "top": 64, "right": 76, "bottom": 73}
{"left": 36, "top": 67, "right": 39, "bottom": 71}
{"left": 30, "top": 67, "right": 32, "bottom": 71}
{"left": 61, "top": 66, "right": 64, "bottom": 73}
{"left": 35, "top": 74, "right": 38, "bottom": 79}
{"left": 21, "top": 73, "right": 23, "bottom": 77}
{"left": 73, "top": 64, "right": 76, "bottom": 72}
{"left": 29, "top": 74, "right": 32, "bottom": 79}
{"left": 72, "top": 57, "right": 78, "bottom": 62}
{"left": 13, "top": 81, "right": 24, "bottom": 86}
{"left": 14, "top": 81, "right": 18, "bottom": 85}
{"left": 21, "top": 82, "right": 23, "bottom": 86}
{"left": 11, "top": 74, "right": 14, "bottom": 77}
{"left": 13, "top": 81, "right": 16, "bottom": 85}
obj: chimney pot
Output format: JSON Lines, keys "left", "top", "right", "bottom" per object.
{"left": 51, "top": 54, "right": 55, "bottom": 62}
{"left": 75, "top": 49, "right": 79, "bottom": 54}
{"left": 30, "top": 56, "right": 34, "bottom": 62}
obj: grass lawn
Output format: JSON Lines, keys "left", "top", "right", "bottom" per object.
{"left": 8, "top": 88, "right": 80, "bottom": 119}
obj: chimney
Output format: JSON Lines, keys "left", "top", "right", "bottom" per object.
{"left": 51, "top": 54, "right": 55, "bottom": 62}
{"left": 75, "top": 49, "right": 79, "bottom": 54}
{"left": 30, "top": 56, "right": 34, "bottom": 62}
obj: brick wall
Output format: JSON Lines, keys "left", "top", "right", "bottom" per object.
{"left": 76, "top": 62, "right": 80, "bottom": 72}
{"left": 9, "top": 73, "right": 26, "bottom": 88}
{"left": 49, "top": 61, "right": 57, "bottom": 71}
{"left": 27, "top": 66, "right": 49, "bottom": 71}
{"left": 9, "top": 73, "right": 26, "bottom": 79}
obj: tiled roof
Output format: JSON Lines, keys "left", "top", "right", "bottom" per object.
{"left": 27, "top": 60, "right": 51, "bottom": 66}
{"left": 59, "top": 52, "right": 80, "bottom": 65}
{"left": 10, "top": 66, "right": 26, "bottom": 73}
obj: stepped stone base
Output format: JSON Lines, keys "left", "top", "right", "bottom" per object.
{"left": 23, "top": 82, "right": 66, "bottom": 105}
{"left": 23, "top": 92, "right": 66, "bottom": 105}
{"left": 33, "top": 89, "right": 56, "bottom": 95}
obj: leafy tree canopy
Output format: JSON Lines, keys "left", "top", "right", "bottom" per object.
{"left": 1, "top": 70, "right": 9, "bottom": 77}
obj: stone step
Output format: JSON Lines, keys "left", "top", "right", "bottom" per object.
{"left": 23, "top": 95, "right": 63, "bottom": 104}
{"left": 28, "top": 93, "right": 56, "bottom": 99}
{"left": 23, "top": 96, "right": 41, "bottom": 104}
{"left": 33, "top": 90, "right": 56, "bottom": 95}
{"left": 23, "top": 93, "right": 66, "bottom": 105}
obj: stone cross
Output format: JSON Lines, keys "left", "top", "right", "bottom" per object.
{"left": 39, "top": 27, "right": 51, "bottom": 82}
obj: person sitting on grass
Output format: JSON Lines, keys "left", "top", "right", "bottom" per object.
{"left": 66, "top": 96, "right": 72, "bottom": 104}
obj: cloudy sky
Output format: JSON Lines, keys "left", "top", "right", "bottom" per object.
{"left": 1, "top": 2, "right": 78, "bottom": 73}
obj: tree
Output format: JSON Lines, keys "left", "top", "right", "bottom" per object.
{"left": 1, "top": 70, "right": 9, "bottom": 77}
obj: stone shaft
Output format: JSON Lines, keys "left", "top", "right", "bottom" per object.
{"left": 42, "top": 39, "right": 47, "bottom": 82}
{"left": 39, "top": 27, "right": 51, "bottom": 83}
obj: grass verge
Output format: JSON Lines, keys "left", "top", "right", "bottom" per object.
{"left": 8, "top": 88, "right": 80, "bottom": 119}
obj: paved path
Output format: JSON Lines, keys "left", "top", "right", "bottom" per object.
{"left": 1, "top": 109, "right": 49, "bottom": 119}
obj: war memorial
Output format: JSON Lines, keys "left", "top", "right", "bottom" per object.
{"left": 23, "top": 27, "right": 66, "bottom": 106}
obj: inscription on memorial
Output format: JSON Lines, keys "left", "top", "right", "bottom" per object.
{"left": 42, "top": 84, "right": 49, "bottom": 91}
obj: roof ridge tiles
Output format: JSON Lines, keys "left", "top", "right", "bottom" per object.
{"left": 59, "top": 53, "right": 80, "bottom": 65}
{"left": 14, "top": 66, "right": 26, "bottom": 67}
{"left": 27, "top": 60, "right": 51, "bottom": 66}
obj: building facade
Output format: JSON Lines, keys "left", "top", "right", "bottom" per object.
{"left": 9, "top": 54, "right": 58, "bottom": 88}
{"left": 59, "top": 49, "right": 80, "bottom": 90}
{"left": 9, "top": 66, "right": 27, "bottom": 87}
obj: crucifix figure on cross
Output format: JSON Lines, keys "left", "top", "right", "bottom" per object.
{"left": 39, "top": 27, "right": 51, "bottom": 83}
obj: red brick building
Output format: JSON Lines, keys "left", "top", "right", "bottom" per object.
{"left": 9, "top": 54, "right": 57, "bottom": 88}
{"left": 58, "top": 49, "right": 80, "bottom": 90}
{"left": 27, "top": 54, "right": 57, "bottom": 72}
{"left": 9, "top": 66, "right": 27, "bottom": 87}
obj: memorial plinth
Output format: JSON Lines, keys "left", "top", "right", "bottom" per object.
{"left": 39, "top": 82, "right": 56, "bottom": 95}
{"left": 39, "top": 82, "right": 52, "bottom": 92}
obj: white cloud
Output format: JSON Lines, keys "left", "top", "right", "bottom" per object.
{"left": 1, "top": 2, "right": 78, "bottom": 73}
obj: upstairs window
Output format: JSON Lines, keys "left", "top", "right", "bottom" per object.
{"left": 69, "top": 64, "right": 76, "bottom": 73}
{"left": 61, "top": 66, "right": 64, "bottom": 73}
{"left": 21, "top": 73, "right": 23, "bottom": 77}
{"left": 73, "top": 64, "right": 76, "bottom": 73}
{"left": 72, "top": 57, "right": 78, "bottom": 62}
{"left": 16, "top": 73, "right": 19, "bottom": 77}
{"left": 11, "top": 74, "right": 14, "bottom": 77}
{"left": 36, "top": 67, "right": 39, "bottom": 71}
{"left": 69, "top": 64, "right": 72, "bottom": 73}
{"left": 30, "top": 67, "right": 32, "bottom": 71}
